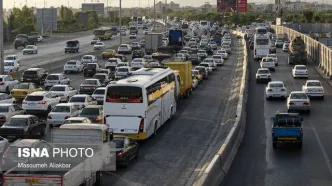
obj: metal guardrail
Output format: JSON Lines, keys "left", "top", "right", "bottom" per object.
{"left": 272, "top": 25, "right": 332, "bottom": 78}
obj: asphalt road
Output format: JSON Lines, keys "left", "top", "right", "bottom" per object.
{"left": 221, "top": 47, "right": 332, "bottom": 186}
{"left": 32, "top": 37, "right": 244, "bottom": 185}
{"left": 7, "top": 30, "right": 146, "bottom": 73}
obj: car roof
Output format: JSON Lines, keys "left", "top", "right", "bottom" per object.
{"left": 29, "top": 91, "right": 48, "bottom": 96}
{"left": 0, "top": 103, "right": 15, "bottom": 106}
{"left": 52, "top": 85, "right": 69, "bottom": 87}
{"left": 269, "top": 81, "right": 283, "bottom": 84}
{"left": 55, "top": 103, "right": 75, "bottom": 107}
{"left": 84, "top": 105, "right": 103, "bottom": 109}
{"left": 6, "top": 55, "right": 17, "bottom": 57}
{"left": 294, "top": 65, "right": 307, "bottom": 67}
{"left": 258, "top": 68, "right": 270, "bottom": 71}
{"left": 26, "top": 68, "right": 42, "bottom": 71}
{"left": 306, "top": 80, "right": 320, "bottom": 83}
{"left": 290, "top": 91, "right": 306, "bottom": 94}
{"left": 11, "top": 115, "right": 34, "bottom": 118}
{"left": 11, "top": 139, "right": 44, "bottom": 147}
{"left": 72, "top": 94, "right": 89, "bottom": 97}
{"left": 66, "top": 117, "right": 90, "bottom": 120}
{"left": 48, "top": 73, "right": 63, "bottom": 76}
{"left": 95, "top": 87, "right": 106, "bottom": 90}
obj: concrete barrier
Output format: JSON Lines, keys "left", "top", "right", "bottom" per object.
{"left": 193, "top": 30, "right": 248, "bottom": 186}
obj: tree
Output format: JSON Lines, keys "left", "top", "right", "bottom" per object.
{"left": 314, "top": 15, "right": 320, "bottom": 23}
{"left": 302, "top": 10, "right": 314, "bottom": 23}
{"left": 8, "top": 6, "right": 35, "bottom": 34}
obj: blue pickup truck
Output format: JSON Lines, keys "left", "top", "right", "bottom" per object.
{"left": 271, "top": 112, "right": 303, "bottom": 149}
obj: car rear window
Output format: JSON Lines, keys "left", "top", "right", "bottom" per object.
{"left": 296, "top": 66, "right": 307, "bottom": 70}
{"left": 52, "top": 106, "right": 70, "bottom": 113}
{"left": 50, "top": 86, "right": 65, "bottom": 91}
{"left": 46, "top": 75, "right": 59, "bottom": 80}
{"left": 24, "top": 71, "right": 37, "bottom": 75}
{"left": 276, "top": 118, "right": 301, "bottom": 127}
{"left": 4, "top": 118, "right": 28, "bottom": 127}
{"left": 14, "top": 84, "right": 29, "bottom": 89}
{"left": 290, "top": 93, "right": 307, "bottom": 99}
{"left": 258, "top": 70, "right": 269, "bottom": 74}
{"left": 66, "top": 61, "right": 77, "bottom": 65}
{"left": 80, "top": 108, "right": 100, "bottom": 115}
{"left": 69, "top": 97, "right": 85, "bottom": 102}
{"left": 82, "top": 80, "right": 97, "bottom": 85}
{"left": 83, "top": 56, "right": 92, "bottom": 59}
{"left": 307, "top": 82, "right": 321, "bottom": 86}
{"left": 117, "top": 68, "right": 128, "bottom": 72}
{"left": 25, "top": 95, "right": 44, "bottom": 101}
{"left": 0, "top": 106, "right": 9, "bottom": 112}
{"left": 93, "top": 89, "right": 105, "bottom": 95}
{"left": 270, "top": 83, "right": 283, "bottom": 87}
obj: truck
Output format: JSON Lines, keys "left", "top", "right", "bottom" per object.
{"left": 145, "top": 33, "right": 163, "bottom": 55}
{"left": 168, "top": 30, "right": 184, "bottom": 52}
{"left": 164, "top": 62, "right": 193, "bottom": 98}
{"left": 151, "top": 46, "right": 173, "bottom": 62}
{"left": 271, "top": 112, "right": 303, "bottom": 149}
{"left": 212, "top": 32, "right": 222, "bottom": 45}
{"left": 65, "top": 40, "right": 80, "bottom": 53}
{"left": 2, "top": 124, "right": 116, "bottom": 186}
{"left": 288, "top": 36, "right": 307, "bottom": 65}
{"left": 13, "top": 34, "right": 38, "bottom": 49}
{"left": 129, "top": 22, "right": 138, "bottom": 34}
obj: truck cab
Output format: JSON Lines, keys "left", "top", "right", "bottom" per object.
{"left": 271, "top": 112, "right": 303, "bottom": 149}
{"left": 14, "top": 34, "right": 38, "bottom": 49}
{"left": 65, "top": 40, "right": 80, "bottom": 53}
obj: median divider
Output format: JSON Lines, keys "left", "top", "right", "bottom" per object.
{"left": 193, "top": 30, "right": 249, "bottom": 186}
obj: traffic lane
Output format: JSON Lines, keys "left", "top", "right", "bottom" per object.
{"left": 4, "top": 29, "right": 95, "bottom": 53}
{"left": 263, "top": 49, "right": 332, "bottom": 186}
{"left": 16, "top": 32, "right": 145, "bottom": 71}
{"left": 102, "top": 49, "right": 241, "bottom": 185}
{"left": 221, "top": 48, "right": 332, "bottom": 186}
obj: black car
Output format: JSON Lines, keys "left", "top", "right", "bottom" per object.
{"left": 94, "top": 73, "right": 110, "bottom": 86}
{"left": 78, "top": 105, "right": 103, "bottom": 123}
{"left": 0, "top": 115, "right": 46, "bottom": 141}
{"left": 21, "top": 68, "right": 48, "bottom": 85}
{"left": 84, "top": 63, "right": 99, "bottom": 77}
{"left": 113, "top": 135, "right": 139, "bottom": 167}
{"left": 132, "top": 50, "right": 145, "bottom": 59}
{"left": 79, "top": 79, "right": 102, "bottom": 95}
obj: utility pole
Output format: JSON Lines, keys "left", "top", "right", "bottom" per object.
{"left": 26, "top": 0, "right": 27, "bottom": 6}
{"left": 119, "top": 0, "right": 122, "bottom": 44}
{"left": 165, "top": 0, "right": 167, "bottom": 31}
{"left": 153, "top": 0, "right": 155, "bottom": 30}
{"left": 0, "top": 0, "right": 3, "bottom": 74}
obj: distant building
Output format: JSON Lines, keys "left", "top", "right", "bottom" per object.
{"left": 155, "top": 1, "right": 180, "bottom": 13}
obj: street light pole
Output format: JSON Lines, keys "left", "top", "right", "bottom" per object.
{"left": 153, "top": 0, "right": 155, "bottom": 30}
{"left": 0, "top": 0, "right": 3, "bottom": 74}
{"left": 119, "top": 0, "right": 122, "bottom": 44}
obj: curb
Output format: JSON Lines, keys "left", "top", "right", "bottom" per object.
{"left": 192, "top": 31, "right": 248, "bottom": 186}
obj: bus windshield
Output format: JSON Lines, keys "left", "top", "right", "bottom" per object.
{"left": 256, "top": 28, "right": 267, "bottom": 34}
{"left": 94, "top": 30, "right": 106, "bottom": 35}
{"left": 106, "top": 86, "right": 143, "bottom": 103}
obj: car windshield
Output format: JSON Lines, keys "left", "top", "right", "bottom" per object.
{"left": 93, "top": 89, "right": 105, "bottom": 95}
{"left": 290, "top": 93, "right": 307, "bottom": 99}
{"left": 269, "top": 83, "right": 283, "bottom": 88}
{"left": 4, "top": 118, "right": 28, "bottom": 127}
{"left": 200, "top": 64, "right": 208, "bottom": 67}
{"left": 69, "top": 97, "right": 85, "bottom": 102}
{"left": 4, "top": 62, "right": 14, "bottom": 66}
{"left": 83, "top": 56, "right": 92, "bottom": 59}
{"left": 263, "top": 58, "right": 273, "bottom": 62}
{"left": 63, "top": 120, "right": 84, "bottom": 124}
{"left": 82, "top": 80, "right": 97, "bottom": 85}
{"left": 113, "top": 139, "right": 124, "bottom": 148}
{"left": 120, "top": 45, "right": 127, "bottom": 48}
{"left": 25, "top": 46, "right": 34, "bottom": 49}
{"left": 50, "top": 86, "right": 65, "bottom": 91}
{"left": 25, "top": 95, "right": 43, "bottom": 101}
{"left": 213, "top": 56, "right": 221, "bottom": 59}
{"left": 307, "top": 82, "right": 322, "bottom": 87}
{"left": 95, "top": 75, "right": 106, "bottom": 79}
{"left": 87, "top": 64, "right": 96, "bottom": 69}
{"left": 46, "top": 75, "right": 59, "bottom": 80}
{"left": 296, "top": 66, "right": 307, "bottom": 70}
{"left": 5, "top": 56, "right": 15, "bottom": 60}
{"left": 0, "top": 106, "right": 9, "bottom": 112}
{"left": 80, "top": 108, "right": 100, "bottom": 115}
{"left": 93, "top": 37, "right": 99, "bottom": 40}
{"left": 52, "top": 106, "right": 70, "bottom": 113}
{"left": 258, "top": 70, "right": 269, "bottom": 74}
{"left": 95, "top": 43, "right": 103, "bottom": 45}
{"left": 117, "top": 68, "right": 128, "bottom": 72}
{"left": 66, "top": 61, "right": 77, "bottom": 65}
{"left": 105, "top": 49, "right": 115, "bottom": 53}
{"left": 14, "top": 84, "right": 29, "bottom": 89}
{"left": 198, "top": 51, "right": 205, "bottom": 53}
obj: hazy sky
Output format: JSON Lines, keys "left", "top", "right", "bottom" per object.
{"left": 4, "top": 0, "right": 220, "bottom": 9}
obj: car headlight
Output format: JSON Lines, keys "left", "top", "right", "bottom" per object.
{"left": 24, "top": 128, "right": 28, "bottom": 132}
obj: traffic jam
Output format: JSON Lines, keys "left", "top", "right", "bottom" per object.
{"left": 0, "top": 18, "right": 233, "bottom": 185}
{"left": 244, "top": 23, "right": 323, "bottom": 149}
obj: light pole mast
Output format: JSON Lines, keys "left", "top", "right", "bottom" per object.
{"left": 0, "top": 0, "right": 3, "bottom": 74}
{"left": 119, "top": 0, "right": 122, "bottom": 44}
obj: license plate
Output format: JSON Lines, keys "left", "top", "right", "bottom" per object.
{"left": 84, "top": 87, "right": 91, "bottom": 90}
{"left": 28, "top": 103, "right": 36, "bottom": 106}
{"left": 54, "top": 121, "right": 63, "bottom": 124}
{"left": 273, "top": 94, "right": 280, "bottom": 97}
{"left": 26, "top": 178, "right": 39, "bottom": 184}
{"left": 278, "top": 137, "right": 297, "bottom": 140}
{"left": 88, "top": 70, "right": 92, "bottom": 71}
{"left": 68, "top": 66, "right": 72, "bottom": 68}
{"left": 295, "top": 102, "right": 302, "bottom": 105}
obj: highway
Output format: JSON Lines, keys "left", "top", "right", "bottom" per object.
{"left": 32, "top": 36, "right": 244, "bottom": 185}
{"left": 221, "top": 47, "right": 332, "bottom": 186}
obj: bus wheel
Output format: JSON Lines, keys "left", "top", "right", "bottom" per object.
{"left": 153, "top": 123, "right": 157, "bottom": 136}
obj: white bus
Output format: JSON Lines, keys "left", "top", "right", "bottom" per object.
{"left": 254, "top": 34, "right": 272, "bottom": 60}
{"left": 103, "top": 67, "right": 177, "bottom": 140}
{"left": 255, "top": 26, "right": 268, "bottom": 35}
{"left": 200, "top": 20, "right": 209, "bottom": 30}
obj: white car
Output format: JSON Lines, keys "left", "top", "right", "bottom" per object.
{"left": 129, "top": 33, "right": 137, "bottom": 39}
{"left": 287, "top": 91, "right": 310, "bottom": 113}
{"left": 131, "top": 58, "right": 147, "bottom": 70}
{"left": 92, "top": 87, "right": 106, "bottom": 105}
{"left": 0, "top": 93, "right": 15, "bottom": 104}
{"left": 22, "top": 91, "right": 61, "bottom": 114}
{"left": 81, "top": 55, "right": 98, "bottom": 65}
{"left": 131, "top": 42, "right": 141, "bottom": 50}
{"left": 197, "top": 50, "right": 208, "bottom": 58}
{"left": 93, "top": 42, "right": 105, "bottom": 50}
{"left": 292, "top": 65, "right": 308, "bottom": 78}
{"left": 37, "top": 35, "right": 43, "bottom": 42}
{"left": 222, "top": 45, "right": 232, "bottom": 53}
{"left": 265, "top": 81, "right": 287, "bottom": 100}
{"left": 200, "top": 39, "right": 208, "bottom": 46}
{"left": 188, "top": 39, "right": 197, "bottom": 46}
{"left": 91, "top": 37, "right": 100, "bottom": 45}
{"left": 68, "top": 94, "right": 97, "bottom": 109}
{"left": 260, "top": 57, "right": 276, "bottom": 71}
{"left": 4, "top": 55, "right": 20, "bottom": 72}
{"left": 49, "top": 85, "right": 77, "bottom": 102}
{"left": 143, "top": 29, "right": 150, "bottom": 34}
{"left": 266, "top": 54, "right": 278, "bottom": 66}
{"left": 256, "top": 68, "right": 271, "bottom": 83}
{"left": 47, "top": 103, "right": 80, "bottom": 128}
{"left": 212, "top": 55, "right": 224, "bottom": 66}
{"left": 216, "top": 50, "right": 228, "bottom": 59}
{"left": 283, "top": 43, "right": 289, "bottom": 52}
{"left": 117, "top": 44, "right": 132, "bottom": 54}
{"left": 174, "top": 53, "right": 186, "bottom": 61}
{"left": 179, "top": 50, "right": 190, "bottom": 59}
{"left": 203, "top": 58, "right": 217, "bottom": 70}
{"left": 0, "top": 103, "right": 24, "bottom": 126}
{"left": 105, "top": 58, "right": 121, "bottom": 70}
{"left": 23, "top": 45, "right": 38, "bottom": 55}
{"left": 199, "top": 62, "right": 213, "bottom": 74}
{"left": 44, "top": 74, "right": 70, "bottom": 90}
{"left": 208, "top": 42, "right": 218, "bottom": 50}
{"left": 192, "top": 78, "right": 199, "bottom": 90}
{"left": 0, "top": 75, "right": 19, "bottom": 93}
{"left": 302, "top": 80, "right": 324, "bottom": 99}
{"left": 64, "top": 60, "right": 84, "bottom": 73}
{"left": 115, "top": 66, "right": 131, "bottom": 80}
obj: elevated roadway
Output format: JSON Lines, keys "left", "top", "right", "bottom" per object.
{"left": 221, "top": 47, "right": 332, "bottom": 186}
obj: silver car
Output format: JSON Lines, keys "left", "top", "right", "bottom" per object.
{"left": 287, "top": 91, "right": 310, "bottom": 113}
{"left": 23, "top": 45, "right": 38, "bottom": 55}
